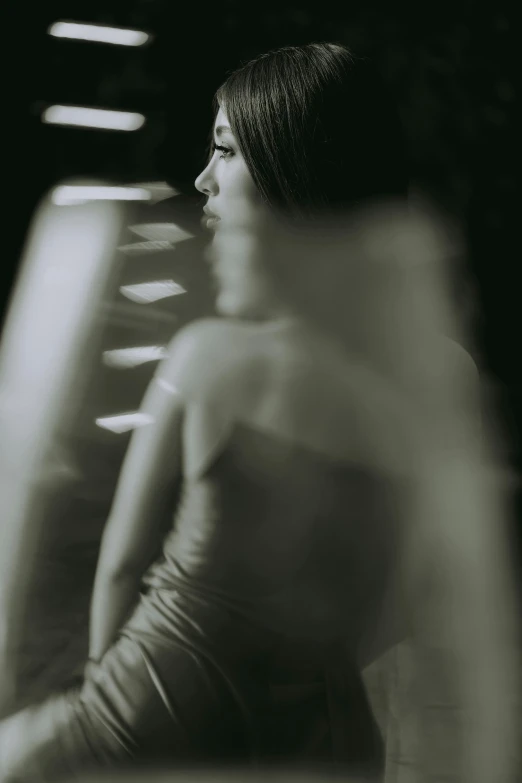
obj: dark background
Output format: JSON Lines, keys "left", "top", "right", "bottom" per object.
{"left": 5, "top": 2, "right": 519, "bottom": 466}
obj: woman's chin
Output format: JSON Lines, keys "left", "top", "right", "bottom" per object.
{"left": 215, "top": 292, "right": 259, "bottom": 320}
{"left": 215, "top": 293, "right": 242, "bottom": 317}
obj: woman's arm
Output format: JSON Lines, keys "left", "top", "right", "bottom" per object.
{"left": 89, "top": 569, "right": 148, "bottom": 662}
{"left": 88, "top": 317, "right": 250, "bottom": 661}
{"left": 88, "top": 328, "right": 193, "bottom": 661}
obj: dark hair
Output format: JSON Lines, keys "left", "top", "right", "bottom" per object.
{"left": 215, "top": 42, "right": 409, "bottom": 218}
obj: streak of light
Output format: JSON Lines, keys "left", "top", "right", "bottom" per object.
{"left": 95, "top": 412, "right": 154, "bottom": 433}
{"left": 128, "top": 182, "right": 181, "bottom": 202}
{"left": 42, "top": 105, "right": 145, "bottom": 131}
{"left": 48, "top": 21, "right": 150, "bottom": 47}
{"left": 118, "top": 240, "right": 174, "bottom": 254}
{"left": 52, "top": 185, "right": 151, "bottom": 206}
{"left": 119, "top": 280, "right": 187, "bottom": 304}
{"left": 103, "top": 345, "right": 168, "bottom": 369}
{"left": 129, "top": 223, "right": 195, "bottom": 244}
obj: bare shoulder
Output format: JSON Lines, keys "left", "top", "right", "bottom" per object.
{"left": 160, "top": 318, "right": 265, "bottom": 400}
{"left": 168, "top": 317, "right": 256, "bottom": 355}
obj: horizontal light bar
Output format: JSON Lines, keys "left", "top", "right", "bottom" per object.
{"left": 128, "top": 182, "right": 180, "bottom": 203}
{"left": 130, "top": 223, "right": 195, "bottom": 244}
{"left": 118, "top": 240, "right": 175, "bottom": 255}
{"left": 95, "top": 412, "right": 154, "bottom": 433}
{"left": 103, "top": 345, "right": 168, "bottom": 369}
{"left": 52, "top": 185, "right": 151, "bottom": 206}
{"left": 119, "top": 280, "right": 187, "bottom": 304}
{"left": 42, "top": 105, "right": 145, "bottom": 131}
{"left": 48, "top": 21, "right": 150, "bottom": 47}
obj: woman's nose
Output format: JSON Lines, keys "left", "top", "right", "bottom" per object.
{"left": 194, "top": 160, "right": 217, "bottom": 196}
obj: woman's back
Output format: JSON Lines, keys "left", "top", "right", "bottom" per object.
{"left": 176, "top": 316, "right": 416, "bottom": 480}
{"left": 139, "top": 317, "right": 411, "bottom": 664}
{"left": 122, "top": 316, "right": 410, "bottom": 770}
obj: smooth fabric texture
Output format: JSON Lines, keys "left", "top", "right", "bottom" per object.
{"left": 1, "top": 423, "right": 401, "bottom": 782}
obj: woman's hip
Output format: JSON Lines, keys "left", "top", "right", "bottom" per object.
{"left": 0, "top": 634, "right": 250, "bottom": 781}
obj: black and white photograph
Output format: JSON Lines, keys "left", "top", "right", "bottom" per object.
{"left": 1, "top": 3, "right": 520, "bottom": 782}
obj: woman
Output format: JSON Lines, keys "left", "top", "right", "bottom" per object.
{"left": 0, "top": 43, "right": 517, "bottom": 783}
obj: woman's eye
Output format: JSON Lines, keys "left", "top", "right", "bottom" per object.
{"left": 212, "top": 143, "right": 233, "bottom": 160}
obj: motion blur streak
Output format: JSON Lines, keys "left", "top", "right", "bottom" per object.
{"left": 42, "top": 105, "right": 146, "bottom": 132}
{"left": 119, "top": 281, "right": 187, "bottom": 304}
{"left": 52, "top": 186, "right": 151, "bottom": 206}
{"left": 129, "top": 223, "right": 195, "bottom": 244}
{"left": 95, "top": 412, "right": 155, "bottom": 434}
{"left": 48, "top": 21, "right": 150, "bottom": 47}
{"left": 102, "top": 346, "right": 168, "bottom": 369}
{"left": 0, "top": 189, "right": 124, "bottom": 715}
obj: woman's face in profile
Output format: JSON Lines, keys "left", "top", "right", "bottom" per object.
{"left": 194, "top": 107, "right": 280, "bottom": 319}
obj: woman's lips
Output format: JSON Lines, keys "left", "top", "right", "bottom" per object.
{"left": 202, "top": 209, "right": 220, "bottom": 231}
{"left": 204, "top": 216, "right": 220, "bottom": 230}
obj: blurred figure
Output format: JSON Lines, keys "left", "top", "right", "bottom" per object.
{"left": 0, "top": 43, "right": 519, "bottom": 783}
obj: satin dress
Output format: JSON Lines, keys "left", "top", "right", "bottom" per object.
{"left": 0, "top": 321, "right": 408, "bottom": 782}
